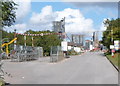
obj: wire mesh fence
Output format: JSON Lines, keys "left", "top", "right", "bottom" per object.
{"left": 10, "top": 45, "right": 43, "bottom": 62}
{"left": 50, "top": 46, "right": 64, "bottom": 62}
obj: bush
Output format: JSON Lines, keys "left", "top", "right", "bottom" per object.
{"left": 68, "top": 50, "right": 79, "bottom": 55}
{"left": 44, "top": 52, "right": 49, "bottom": 56}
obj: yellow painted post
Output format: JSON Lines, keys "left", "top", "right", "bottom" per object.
{"left": 1, "top": 38, "right": 17, "bottom": 56}
{"left": 6, "top": 44, "right": 9, "bottom": 56}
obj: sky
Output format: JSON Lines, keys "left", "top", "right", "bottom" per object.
{"left": 4, "top": 0, "right": 119, "bottom": 40}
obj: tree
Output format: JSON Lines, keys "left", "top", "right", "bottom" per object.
{"left": 102, "top": 18, "right": 120, "bottom": 50}
{"left": 0, "top": 0, "right": 17, "bottom": 53}
{"left": 0, "top": 0, "right": 17, "bottom": 27}
{"left": 25, "top": 30, "right": 62, "bottom": 56}
{"left": 0, "top": 1, "right": 17, "bottom": 84}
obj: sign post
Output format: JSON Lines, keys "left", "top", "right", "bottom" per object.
{"left": 114, "top": 40, "right": 119, "bottom": 51}
{"left": 110, "top": 45, "right": 114, "bottom": 50}
{"left": 61, "top": 41, "right": 69, "bottom": 58}
{"left": 110, "top": 45, "right": 115, "bottom": 57}
{"left": 61, "top": 41, "right": 68, "bottom": 51}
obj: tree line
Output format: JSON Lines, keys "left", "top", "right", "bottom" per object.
{"left": 102, "top": 18, "right": 120, "bottom": 51}
{"left": 2, "top": 30, "right": 62, "bottom": 56}
{"left": 0, "top": 0, "right": 62, "bottom": 56}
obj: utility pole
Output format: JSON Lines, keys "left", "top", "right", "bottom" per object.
{"left": 111, "top": 29, "right": 113, "bottom": 44}
{"left": 32, "top": 36, "right": 34, "bottom": 47}
{"left": 24, "top": 35, "right": 26, "bottom": 47}
{"left": 24, "top": 34, "right": 27, "bottom": 61}
{"left": 14, "top": 29, "right": 17, "bottom": 50}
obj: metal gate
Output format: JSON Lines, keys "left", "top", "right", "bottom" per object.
{"left": 50, "top": 46, "right": 64, "bottom": 62}
{"left": 10, "top": 45, "right": 43, "bottom": 62}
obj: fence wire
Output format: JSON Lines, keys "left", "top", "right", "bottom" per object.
{"left": 10, "top": 45, "right": 43, "bottom": 62}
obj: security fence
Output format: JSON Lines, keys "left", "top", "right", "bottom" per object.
{"left": 50, "top": 46, "right": 64, "bottom": 62}
{"left": 10, "top": 45, "right": 43, "bottom": 62}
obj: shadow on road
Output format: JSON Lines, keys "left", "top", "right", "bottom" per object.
{"left": 99, "top": 53, "right": 105, "bottom": 57}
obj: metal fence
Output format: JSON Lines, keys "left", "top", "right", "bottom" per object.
{"left": 50, "top": 46, "right": 64, "bottom": 62}
{"left": 10, "top": 45, "right": 43, "bottom": 62}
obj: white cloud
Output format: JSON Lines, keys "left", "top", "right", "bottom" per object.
{"left": 5, "top": 5, "right": 95, "bottom": 34}
{"left": 29, "top": 6, "right": 95, "bottom": 34}
{"left": 99, "top": 19, "right": 108, "bottom": 38}
{"left": 100, "top": 23, "right": 107, "bottom": 31}
{"left": 4, "top": 0, "right": 31, "bottom": 33}
{"left": 62, "top": 0, "right": 119, "bottom": 2}
{"left": 100, "top": 18, "right": 112, "bottom": 31}
{"left": 17, "top": 0, "right": 119, "bottom": 2}
{"left": 29, "top": 6, "right": 55, "bottom": 31}
{"left": 13, "top": 0, "right": 31, "bottom": 23}
{"left": 30, "top": 6, "right": 54, "bottom": 24}
{"left": 55, "top": 8, "right": 95, "bottom": 33}
{"left": 4, "top": 24, "right": 27, "bottom": 33}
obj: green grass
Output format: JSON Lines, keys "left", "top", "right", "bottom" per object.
{"left": 106, "top": 53, "right": 120, "bottom": 67}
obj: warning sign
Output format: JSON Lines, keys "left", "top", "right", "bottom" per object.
{"left": 114, "top": 40, "right": 119, "bottom": 51}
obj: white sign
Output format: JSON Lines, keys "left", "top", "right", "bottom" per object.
{"left": 114, "top": 40, "right": 119, "bottom": 50}
{"left": 61, "top": 41, "right": 68, "bottom": 51}
{"left": 90, "top": 45, "right": 93, "bottom": 50}
{"left": 110, "top": 45, "right": 114, "bottom": 49}
{"left": 68, "top": 46, "right": 72, "bottom": 50}
{"left": 74, "top": 47, "right": 81, "bottom": 52}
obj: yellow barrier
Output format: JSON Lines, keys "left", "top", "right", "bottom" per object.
{"left": 1, "top": 38, "right": 17, "bottom": 55}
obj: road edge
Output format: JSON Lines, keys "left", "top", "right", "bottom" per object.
{"left": 105, "top": 54, "right": 119, "bottom": 72}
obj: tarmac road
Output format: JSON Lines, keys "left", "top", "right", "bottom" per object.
{"left": 3, "top": 51, "right": 118, "bottom": 84}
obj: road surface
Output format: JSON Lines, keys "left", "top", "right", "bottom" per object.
{"left": 3, "top": 51, "right": 118, "bottom": 84}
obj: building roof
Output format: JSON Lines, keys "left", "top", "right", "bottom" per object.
{"left": 68, "top": 42, "right": 82, "bottom": 47}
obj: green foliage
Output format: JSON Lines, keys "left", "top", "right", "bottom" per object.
{"left": 0, "top": 0, "right": 17, "bottom": 54}
{"left": 102, "top": 18, "right": 120, "bottom": 50}
{"left": 2, "top": 30, "right": 62, "bottom": 56}
{"left": 68, "top": 50, "right": 79, "bottom": 55}
{"left": 0, "top": 0, "right": 17, "bottom": 27}
{"left": 106, "top": 53, "right": 119, "bottom": 67}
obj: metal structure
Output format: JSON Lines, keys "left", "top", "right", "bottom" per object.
{"left": 53, "top": 18, "right": 65, "bottom": 33}
{"left": 85, "top": 40, "right": 93, "bottom": 50}
{"left": 10, "top": 45, "right": 43, "bottom": 62}
{"left": 71, "top": 34, "right": 84, "bottom": 46}
{"left": 93, "top": 31, "right": 99, "bottom": 48}
{"left": 53, "top": 18, "right": 66, "bottom": 40}
{"left": 50, "top": 46, "right": 64, "bottom": 62}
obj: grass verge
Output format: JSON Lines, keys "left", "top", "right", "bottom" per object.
{"left": 106, "top": 53, "right": 120, "bottom": 68}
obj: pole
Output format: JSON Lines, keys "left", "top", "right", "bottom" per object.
{"left": 24, "top": 35, "right": 26, "bottom": 47}
{"left": 111, "top": 29, "right": 113, "bottom": 43}
{"left": 93, "top": 32, "right": 95, "bottom": 48}
{"left": 6, "top": 44, "right": 9, "bottom": 56}
{"left": 32, "top": 36, "right": 34, "bottom": 47}
{"left": 63, "top": 17, "right": 65, "bottom": 41}
{"left": 24, "top": 35, "right": 27, "bottom": 61}
{"left": 0, "top": 30, "right": 2, "bottom": 55}
{"left": 14, "top": 29, "right": 17, "bottom": 50}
